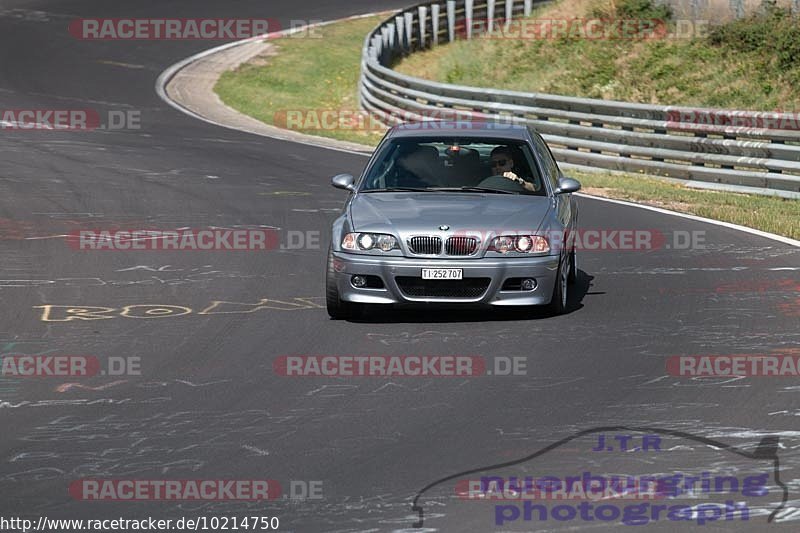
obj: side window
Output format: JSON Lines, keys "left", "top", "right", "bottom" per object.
{"left": 542, "top": 136, "right": 562, "bottom": 175}
{"left": 517, "top": 144, "right": 547, "bottom": 196}
{"left": 530, "top": 132, "right": 559, "bottom": 192}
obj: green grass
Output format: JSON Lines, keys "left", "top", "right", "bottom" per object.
{"left": 397, "top": 37, "right": 797, "bottom": 109}
{"left": 572, "top": 171, "right": 800, "bottom": 239}
{"left": 215, "top": 15, "right": 386, "bottom": 145}
{"left": 394, "top": 1, "right": 800, "bottom": 109}
{"left": 215, "top": 12, "right": 799, "bottom": 240}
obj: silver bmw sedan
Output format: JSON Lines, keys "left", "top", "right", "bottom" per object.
{"left": 326, "top": 121, "right": 580, "bottom": 319}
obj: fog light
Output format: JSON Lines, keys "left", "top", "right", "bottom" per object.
{"left": 521, "top": 278, "right": 536, "bottom": 291}
{"left": 351, "top": 275, "right": 367, "bottom": 288}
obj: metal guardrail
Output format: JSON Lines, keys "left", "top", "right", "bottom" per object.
{"left": 358, "top": 0, "right": 800, "bottom": 194}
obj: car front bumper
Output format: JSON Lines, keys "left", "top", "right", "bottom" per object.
{"left": 331, "top": 251, "right": 560, "bottom": 306}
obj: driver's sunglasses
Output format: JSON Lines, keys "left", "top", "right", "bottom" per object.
{"left": 491, "top": 159, "right": 509, "bottom": 167}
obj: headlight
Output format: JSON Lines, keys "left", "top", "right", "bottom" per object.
{"left": 492, "top": 236, "right": 514, "bottom": 254}
{"left": 491, "top": 235, "right": 550, "bottom": 254}
{"left": 342, "top": 233, "right": 398, "bottom": 252}
{"left": 358, "top": 233, "right": 375, "bottom": 250}
{"left": 376, "top": 234, "right": 397, "bottom": 252}
{"left": 342, "top": 233, "right": 357, "bottom": 250}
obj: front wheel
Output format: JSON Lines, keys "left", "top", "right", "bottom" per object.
{"left": 546, "top": 255, "right": 569, "bottom": 316}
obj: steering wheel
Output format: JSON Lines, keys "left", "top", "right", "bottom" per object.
{"left": 477, "top": 175, "right": 526, "bottom": 192}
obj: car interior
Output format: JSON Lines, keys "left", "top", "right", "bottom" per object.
{"left": 363, "top": 139, "right": 546, "bottom": 194}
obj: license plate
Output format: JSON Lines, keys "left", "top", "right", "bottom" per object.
{"left": 421, "top": 268, "right": 463, "bottom": 280}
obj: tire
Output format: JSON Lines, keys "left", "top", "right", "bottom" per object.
{"left": 567, "top": 246, "right": 577, "bottom": 284}
{"left": 326, "top": 248, "right": 359, "bottom": 319}
{"left": 546, "top": 255, "right": 569, "bottom": 316}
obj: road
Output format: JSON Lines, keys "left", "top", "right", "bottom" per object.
{"left": 0, "top": 0, "right": 798, "bottom": 531}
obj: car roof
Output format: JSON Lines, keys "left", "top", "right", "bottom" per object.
{"left": 386, "top": 120, "right": 533, "bottom": 140}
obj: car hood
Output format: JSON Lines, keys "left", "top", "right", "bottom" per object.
{"left": 350, "top": 192, "right": 552, "bottom": 235}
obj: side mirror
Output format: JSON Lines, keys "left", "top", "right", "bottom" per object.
{"left": 555, "top": 177, "right": 581, "bottom": 195}
{"left": 331, "top": 173, "right": 355, "bottom": 191}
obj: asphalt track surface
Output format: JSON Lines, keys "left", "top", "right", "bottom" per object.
{"left": 0, "top": 1, "right": 799, "bottom": 531}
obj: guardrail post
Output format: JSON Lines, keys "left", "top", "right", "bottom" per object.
{"left": 404, "top": 11, "right": 415, "bottom": 50}
{"left": 465, "top": 0, "right": 474, "bottom": 39}
{"left": 432, "top": 3, "right": 440, "bottom": 45}
{"left": 387, "top": 22, "right": 396, "bottom": 49}
{"left": 447, "top": 0, "right": 456, "bottom": 42}
{"left": 524, "top": 0, "right": 532, "bottom": 16}
{"left": 419, "top": 6, "right": 428, "bottom": 48}
{"left": 371, "top": 35, "right": 382, "bottom": 62}
{"left": 380, "top": 26, "right": 390, "bottom": 63}
{"left": 487, "top": 0, "right": 496, "bottom": 33}
{"left": 395, "top": 16, "right": 405, "bottom": 50}
{"left": 505, "top": 0, "right": 514, "bottom": 28}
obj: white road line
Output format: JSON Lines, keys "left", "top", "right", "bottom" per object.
{"left": 576, "top": 193, "right": 800, "bottom": 248}
{"left": 154, "top": 13, "right": 386, "bottom": 157}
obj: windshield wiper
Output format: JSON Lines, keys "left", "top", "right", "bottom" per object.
{"left": 362, "top": 187, "right": 430, "bottom": 192}
{"left": 428, "top": 187, "right": 517, "bottom": 194}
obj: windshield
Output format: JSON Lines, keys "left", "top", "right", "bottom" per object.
{"left": 360, "top": 137, "right": 547, "bottom": 195}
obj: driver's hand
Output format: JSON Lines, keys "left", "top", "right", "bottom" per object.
{"left": 504, "top": 172, "right": 539, "bottom": 192}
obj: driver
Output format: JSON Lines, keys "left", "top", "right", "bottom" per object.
{"left": 490, "top": 146, "right": 539, "bottom": 192}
